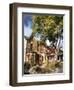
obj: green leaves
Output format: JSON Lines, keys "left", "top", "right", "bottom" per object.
{"left": 32, "top": 15, "right": 63, "bottom": 43}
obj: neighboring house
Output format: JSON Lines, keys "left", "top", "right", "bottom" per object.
{"left": 24, "top": 38, "right": 27, "bottom": 63}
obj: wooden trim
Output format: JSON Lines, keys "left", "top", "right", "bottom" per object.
{"left": 69, "top": 6, "right": 72, "bottom": 83}
{"left": 9, "top": 4, "right": 17, "bottom": 86}
{"left": 13, "top": 3, "right": 72, "bottom": 10}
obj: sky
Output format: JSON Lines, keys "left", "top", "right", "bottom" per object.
{"left": 23, "top": 15, "right": 32, "bottom": 38}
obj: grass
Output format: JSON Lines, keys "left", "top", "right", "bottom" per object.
{"left": 25, "top": 60, "right": 63, "bottom": 74}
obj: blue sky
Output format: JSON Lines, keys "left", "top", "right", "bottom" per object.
{"left": 23, "top": 15, "right": 32, "bottom": 38}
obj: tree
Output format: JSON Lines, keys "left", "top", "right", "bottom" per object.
{"left": 32, "top": 15, "right": 63, "bottom": 45}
